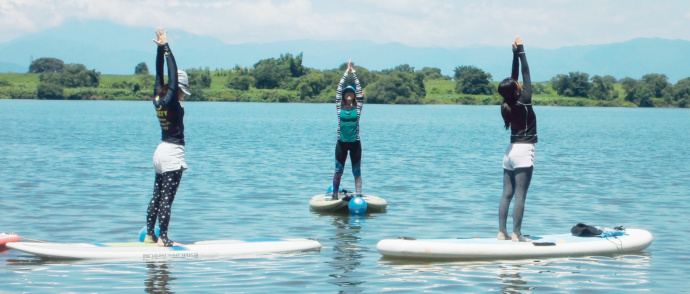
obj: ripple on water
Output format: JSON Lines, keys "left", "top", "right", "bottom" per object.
{"left": 1, "top": 101, "right": 688, "bottom": 292}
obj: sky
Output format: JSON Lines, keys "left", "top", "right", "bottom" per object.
{"left": 1, "top": 0, "right": 689, "bottom": 49}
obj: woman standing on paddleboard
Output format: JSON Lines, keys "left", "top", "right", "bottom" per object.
{"left": 497, "top": 36, "right": 537, "bottom": 242}
{"left": 144, "top": 28, "right": 190, "bottom": 247}
{"left": 331, "top": 60, "right": 364, "bottom": 200}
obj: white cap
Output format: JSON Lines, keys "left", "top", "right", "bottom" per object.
{"left": 177, "top": 70, "right": 191, "bottom": 95}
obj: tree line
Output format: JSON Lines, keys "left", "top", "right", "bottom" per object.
{"left": 219, "top": 53, "right": 430, "bottom": 103}
{"left": 551, "top": 72, "right": 689, "bottom": 108}
{"left": 2, "top": 56, "right": 688, "bottom": 107}
{"left": 26, "top": 57, "right": 102, "bottom": 100}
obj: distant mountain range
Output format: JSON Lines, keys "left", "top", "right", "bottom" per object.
{"left": 1, "top": 20, "right": 689, "bottom": 82}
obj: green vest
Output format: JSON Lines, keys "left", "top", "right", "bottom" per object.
{"left": 339, "top": 109, "right": 358, "bottom": 142}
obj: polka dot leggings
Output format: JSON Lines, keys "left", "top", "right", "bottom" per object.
{"left": 146, "top": 169, "right": 183, "bottom": 247}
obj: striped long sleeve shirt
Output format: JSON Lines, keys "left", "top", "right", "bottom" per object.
{"left": 335, "top": 70, "right": 364, "bottom": 142}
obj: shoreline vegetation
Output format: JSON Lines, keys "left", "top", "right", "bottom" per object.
{"left": 1, "top": 55, "right": 688, "bottom": 107}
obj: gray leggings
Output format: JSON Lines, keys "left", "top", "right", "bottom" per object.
{"left": 498, "top": 166, "right": 533, "bottom": 237}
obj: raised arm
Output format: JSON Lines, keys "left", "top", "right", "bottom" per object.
{"left": 163, "top": 44, "right": 179, "bottom": 104}
{"left": 352, "top": 70, "right": 363, "bottom": 109}
{"left": 154, "top": 45, "right": 165, "bottom": 97}
{"left": 335, "top": 68, "right": 349, "bottom": 106}
{"left": 514, "top": 37, "right": 532, "bottom": 103}
{"left": 152, "top": 28, "right": 179, "bottom": 105}
{"left": 511, "top": 51, "right": 519, "bottom": 81}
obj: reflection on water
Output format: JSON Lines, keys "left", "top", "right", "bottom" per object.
{"left": 145, "top": 262, "right": 176, "bottom": 294}
{"left": 326, "top": 214, "right": 369, "bottom": 292}
{"left": 376, "top": 253, "right": 653, "bottom": 292}
{"left": 496, "top": 265, "right": 532, "bottom": 293}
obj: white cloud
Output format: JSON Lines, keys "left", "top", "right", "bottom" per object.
{"left": 0, "top": 0, "right": 689, "bottom": 48}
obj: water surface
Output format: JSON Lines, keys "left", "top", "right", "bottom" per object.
{"left": 1, "top": 100, "right": 688, "bottom": 292}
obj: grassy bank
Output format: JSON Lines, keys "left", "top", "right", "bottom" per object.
{"left": 422, "top": 79, "right": 636, "bottom": 107}
{"left": 0, "top": 73, "right": 637, "bottom": 106}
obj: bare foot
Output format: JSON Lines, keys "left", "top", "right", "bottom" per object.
{"left": 512, "top": 233, "right": 533, "bottom": 242}
{"left": 497, "top": 231, "right": 510, "bottom": 240}
{"left": 157, "top": 238, "right": 182, "bottom": 247}
{"left": 144, "top": 234, "right": 157, "bottom": 243}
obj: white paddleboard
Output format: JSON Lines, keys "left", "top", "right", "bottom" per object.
{"left": 377, "top": 228, "right": 652, "bottom": 260}
{"left": 309, "top": 193, "right": 387, "bottom": 213}
{"left": 7, "top": 238, "right": 321, "bottom": 260}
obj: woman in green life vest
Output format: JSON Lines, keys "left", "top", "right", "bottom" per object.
{"left": 331, "top": 59, "right": 364, "bottom": 200}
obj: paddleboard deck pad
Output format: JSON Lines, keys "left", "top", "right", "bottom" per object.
{"left": 0, "top": 233, "right": 20, "bottom": 246}
{"left": 7, "top": 238, "right": 321, "bottom": 260}
{"left": 377, "top": 228, "right": 652, "bottom": 260}
{"left": 309, "top": 193, "right": 387, "bottom": 213}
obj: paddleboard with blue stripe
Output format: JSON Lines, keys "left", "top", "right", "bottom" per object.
{"left": 7, "top": 238, "right": 321, "bottom": 260}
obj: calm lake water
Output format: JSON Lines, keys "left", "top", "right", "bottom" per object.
{"left": 1, "top": 100, "right": 689, "bottom": 293}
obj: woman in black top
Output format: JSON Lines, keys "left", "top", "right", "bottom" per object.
{"left": 144, "top": 28, "right": 191, "bottom": 247}
{"left": 496, "top": 36, "right": 538, "bottom": 242}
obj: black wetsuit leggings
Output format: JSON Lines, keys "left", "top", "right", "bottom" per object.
{"left": 498, "top": 166, "right": 533, "bottom": 238}
{"left": 147, "top": 169, "right": 183, "bottom": 246}
{"left": 333, "top": 141, "right": 362, "bottom": 196}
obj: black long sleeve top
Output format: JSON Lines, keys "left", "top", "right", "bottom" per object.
{"left": 510, "top": 44, "right": 537, "bottom": 144}
{"left": 153, "top": 44, "right": 185, "bottom": 145}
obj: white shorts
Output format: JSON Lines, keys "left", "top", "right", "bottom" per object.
{"left": 153, "top": 141, "right": 188, "bottom": 174}
{"left": 502, "top": 143, "right": 535, "bottom": 170}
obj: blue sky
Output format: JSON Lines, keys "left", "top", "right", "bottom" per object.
{"left": 1, "top": 0, "right": 689, "bottom": 48}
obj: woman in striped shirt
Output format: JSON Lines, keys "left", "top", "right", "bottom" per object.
{"left": 331, "top": 60, "right": 364, "bottom": 200}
